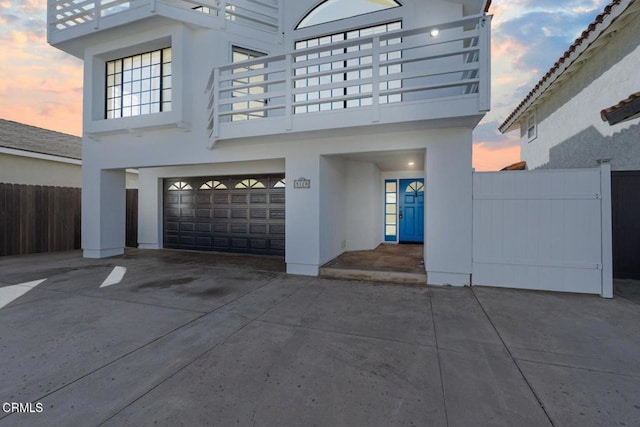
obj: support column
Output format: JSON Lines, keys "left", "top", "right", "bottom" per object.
{"left": 137, "top": 169, "right": 163, "bottom": 250}
{"left": 82, "top": 167, "right": 127, "bottom": 258}
{"left": 425, "top": 130, "right": 473, "bottom": 286}
{"left": 285, "top": 152, "right": 321, "bottom": 276}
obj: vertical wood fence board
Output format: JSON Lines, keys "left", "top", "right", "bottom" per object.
{"left": 0, "top": 184, "right": 84, "bottom": 256}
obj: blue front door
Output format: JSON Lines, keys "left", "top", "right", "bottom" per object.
{"left": 399, "top": 179, "right": 424, "bottom": 243}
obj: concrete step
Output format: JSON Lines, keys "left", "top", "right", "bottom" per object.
{"left": 319, "top": 266, "right": 427, "bottom": 285}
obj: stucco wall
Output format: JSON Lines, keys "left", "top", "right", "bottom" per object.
{"left": 0, "top": 153, "right": 139, "bottom": 188}
{"left": 520, "top": 17, "right": 640, "bottom": 170}
{"left": 0, "top": 153, "right": 82, "bottom": 187}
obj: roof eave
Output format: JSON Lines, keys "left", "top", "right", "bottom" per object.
{"left": 498, "top": 0, "right": 636, "bottom": 134}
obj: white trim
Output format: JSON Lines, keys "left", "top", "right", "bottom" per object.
{"left": 0, "top": 146, "right": 81, "bottom": 165}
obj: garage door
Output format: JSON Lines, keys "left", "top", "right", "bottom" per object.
{"left": 164, "top": 175, "right": 285, "bottom": 256}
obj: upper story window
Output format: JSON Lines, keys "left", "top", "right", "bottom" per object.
{"left": 106, "top": 47, "right": 172, "bottom": 119}
{"left": 231, "top": 46, "right": 267, "bottom": 121}
{"left": 297, "top": 0, "right": 401, "bottom": 29}
{"left": 294, "top": 21, "right": 402, "bottom": 113}
{"left": 526, "top": 113, "right": 537, "bottom": 142}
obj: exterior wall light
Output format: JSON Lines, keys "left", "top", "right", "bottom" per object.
{"left": 430, "top": 29, "right": 440, "bottom": 37}
{"left": 408, "top": 162, "right": 415, "bottom": 166}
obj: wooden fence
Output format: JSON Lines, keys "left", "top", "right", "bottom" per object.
{"left": 0, "top": 183, "right": 137, "bottom": 256}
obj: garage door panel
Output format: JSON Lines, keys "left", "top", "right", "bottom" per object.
{"left": 164, "top": 175, "right": 285, "bottom": 256}
{"left": 270, "top": 224, "right": 285, "bottom": 234}
{"left": 181, "top": 208, "right": 195, "bottom": 217}
{"left": 231, "top": 223, "right": 248, "bottom": 233}
{"left": 232, "top": 209, "right": 248, "bottom": 219}
{"left": 251, "top": 239, "right": 268, "bottom": 249}
{"left": 165, "top": 208, "right": 180, "bottom": 218}
{"left": 195, "top": 237, "right": 212, "bottom": 247}
{"left": 180, "top": 223, "right": 194, "bottom": 232}
{"left": 214, "top": 194, "right": 230, "bottom": 204}
{"left": 271, "top": 239, "right": 285, "bottom": 250}
{"left": 250, "top": 193, "right": 267, "bottom": 203}
{"left": 251, "top": 224, "right": 267, "bottom": 234}
{"left": 270, "top": 193, "right": 285, "bottom": 204}
{"left": 196, "top": 194, "right": 211, "bottom": 203}
{"left": 213, "top": 223, "right": 228, "bottom": 233}
{"left": 195, "top": 223, "right": 211, "bottom": 232}
{"left": 214, "top": 209, "right": 228, "bottom": 218}
{"left": 231, "top": 238, "right": 248, "bottom": 248}
{"left": 231, "top": 194, "right": 247, "bottom": 204}
{"left": 165, "top": 194, "right": 179, "bottom": 204}
{"left": 251, "top": 208, "right": 267, "bottom": 219}
{"left": 270, "top": 208, "right": 285, "bottom": 219}
{"left": 196, "top": 209, "right": 211, "bottom": 218}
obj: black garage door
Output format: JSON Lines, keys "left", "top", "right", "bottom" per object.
{"left": 164, "top": 175, "right": 285, "bottom": 256}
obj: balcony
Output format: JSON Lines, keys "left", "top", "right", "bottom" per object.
{"left": 48, "top": 0, "right": 281, "bottom": 48}
{"left": 206, "top": 15, "right": 491, "bottom": 147}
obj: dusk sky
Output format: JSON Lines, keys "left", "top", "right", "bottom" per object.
{"left": 0, "top": 0, "right": 611, "bottom": 170}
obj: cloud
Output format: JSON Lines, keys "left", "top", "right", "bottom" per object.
{"left": 473, "top": 141, "right": 521, "bottom": 172}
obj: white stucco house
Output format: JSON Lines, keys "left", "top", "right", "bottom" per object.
{"left": 47, "top": 0, "right": 492, "bottom": 286}
{"left": 499, "top": 0, "right": 640, "bottom": 279}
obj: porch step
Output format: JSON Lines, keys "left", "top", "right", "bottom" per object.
{"left": 318, "top": 267, "right": 427, "bottom": 285}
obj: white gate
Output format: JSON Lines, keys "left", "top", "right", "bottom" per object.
{"left": 472, "top": 165, "right": 612, "bottom": 297}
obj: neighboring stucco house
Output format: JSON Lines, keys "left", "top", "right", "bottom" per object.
{"left": 47, "top": 0, "right": 492, "bottom": 286}
{"left": 0, "top": 118, "right": 139, "bottom": 188}
{"left": 1, "top": 118, "right": 84, "bottom": 188}
{"left": 499, "top": 0, "right": 640, "bottom": 279}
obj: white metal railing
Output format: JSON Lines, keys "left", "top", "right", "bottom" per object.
{"left": 48, "top": 0, "right": 280, "bottom": 34}
{"left": 206, "top": 15, "right": 491, "bottom": 144}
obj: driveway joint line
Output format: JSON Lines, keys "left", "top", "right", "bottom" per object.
{"left": 470, "top": 287, "right": 556, "bottom": 427}
{"left": 429, "top": 289, "right": 450, "bottom": 427}
{"left": 255, "top": 318, "right": 436, "bottom": 349}
{"left": 3, "top": 276, "right": 278, "bottom": 425}
{"left": 513, "top": 357, "right": 640, "bottom": 379}
{"left": 98, "top": 275, "right": 293, "bottom": 425}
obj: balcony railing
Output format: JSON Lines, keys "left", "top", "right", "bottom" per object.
{"left": 48, "top": 0, "right": 280, "bottom": 43}
{"left": 206, "top": 15, "right": 491, "bottom": 146}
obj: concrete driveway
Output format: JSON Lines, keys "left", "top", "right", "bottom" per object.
{"left": 0, "top": 250, "right": 639, "bottom": 426}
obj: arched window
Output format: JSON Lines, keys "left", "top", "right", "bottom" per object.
{"left": 167, "top": 181, "right": 193, "bottom": 191}
{"left": 235, "top": 179, "right": 266, "bottom": 189}
{"left": 200, "top": 180, "right": 228, "bottom": 190}
{"left": 405, "top": 181, "right": 424, "bottom": 194}
{"left": 297, "top": 0, "right": 401, "bottom": 29}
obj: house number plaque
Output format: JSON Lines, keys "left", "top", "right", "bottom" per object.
{"left": 294, "top": 177, "right": 311, "bottom": 189}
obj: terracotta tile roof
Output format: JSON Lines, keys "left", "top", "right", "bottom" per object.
{"left": 600, "top": 91, "right": 640, "bottom": 125}
{"left": 500, "top": 161, "right": 527, "bottom": 171}
{"left": 499, "top": 0, "right": 635, "bottom": 133}
{"left": 0, "top": 118, "right": 81, "bottom": 160}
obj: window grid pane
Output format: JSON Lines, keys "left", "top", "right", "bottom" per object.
{"left": 384, "top": 179, "right": 398, "bottom": 241}
{"left": 106, "top": 47, "right": 172, "bottom": 119}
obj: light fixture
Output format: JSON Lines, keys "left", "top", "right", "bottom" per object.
{"left": 430, "top": 28, "right": 440, "bottom": 38}
{"left": 408, "top": 161, "right": 415, "bottom": 166}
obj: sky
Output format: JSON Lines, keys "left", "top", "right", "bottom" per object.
{"left": 0, "top": 0, "right": 611, "bottom": 170}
